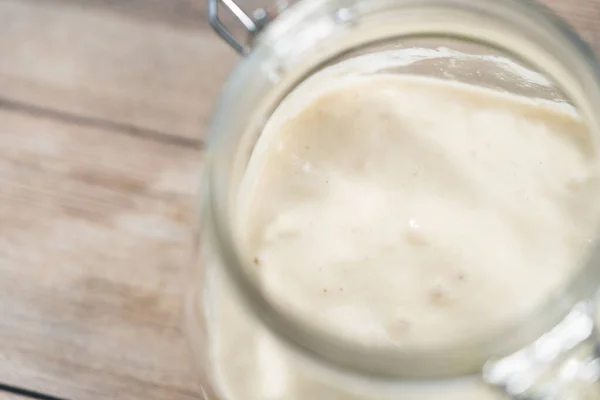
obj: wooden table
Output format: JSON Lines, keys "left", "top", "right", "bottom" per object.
{"left": 0, "top": 1, "right": 598, "bottom": 399}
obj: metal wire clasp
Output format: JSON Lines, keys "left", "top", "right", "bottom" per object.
{"left": 208, "top": 0, "right": 291, "bottom": 55}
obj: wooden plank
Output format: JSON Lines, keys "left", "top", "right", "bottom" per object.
{"left": 0, "top": 0, "right": 237, "bottom": 143}
{"left": 542, "top": 0, "right": 600, "bottom": 53}
{"left": 38, "top": 0, "right": 266, "bottom": 30}
{"left": 0, "top": 393, "right": 28, "bottom": 400}
{"left": 0, "top": 0, "right": 597, "bottom": 147}
{"left": 0, "top": 108, "right": 202, "bottom": 400}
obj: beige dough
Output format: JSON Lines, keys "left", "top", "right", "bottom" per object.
{"left": 209, "top": 67, "right": 600, "bottom": 400}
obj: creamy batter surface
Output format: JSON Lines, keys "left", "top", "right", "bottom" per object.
{"left": 210, "top": 60, "right": 600, "bottom": 400}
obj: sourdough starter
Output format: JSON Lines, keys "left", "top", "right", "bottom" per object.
{"left": 208, "top": 58, "right": 600, "bottom": 400}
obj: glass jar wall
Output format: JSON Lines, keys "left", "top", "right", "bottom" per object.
{"left": 189, "top": 1, "right": 600, "bottom": 399}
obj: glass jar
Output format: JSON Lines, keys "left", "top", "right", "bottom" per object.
{"left": 187, "top": 0, "right": 600, "bottom": 399}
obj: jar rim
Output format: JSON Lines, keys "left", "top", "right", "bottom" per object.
{"left": 205, "top": 0, "right": 600, "bottom": 381}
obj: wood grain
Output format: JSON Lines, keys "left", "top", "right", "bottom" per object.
{"left": 0, "top": 394, "right": 27, "bottom": 400}
{"left": 542, "top": 0, "right": 600, "bottom": 53}
{"left": 0, "top": 1, "right": 598, "bottom": 400}
{"left": 38, "top": 0, "right": 267, "bottom": 30}
{"left": 0, "top": 109, "right": 202, "bottom": 399}
{"left": 0, "top": 0, "right": 236, "bottom": 143}
{"left": 0, "top": 0, "right": 598, "bottom": 146}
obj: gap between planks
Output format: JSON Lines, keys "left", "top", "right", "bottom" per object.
{"left": 0, "top": 96, "right": 201, "bottom": 150}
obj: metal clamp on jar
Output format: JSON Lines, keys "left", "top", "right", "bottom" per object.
{"left": 190, "top": 1, "right": 600, "bottom": 399}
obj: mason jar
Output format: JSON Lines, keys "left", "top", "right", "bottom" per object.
{"left": 187, "top": 0, "right": 600, "bottom": 399}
